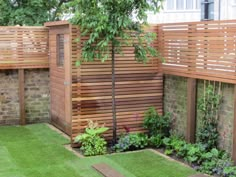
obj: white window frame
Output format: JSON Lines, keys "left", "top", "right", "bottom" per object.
{"left": 165, "top": 0, "right": 201, "bottom": 12}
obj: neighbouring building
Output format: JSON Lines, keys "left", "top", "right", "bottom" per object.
{"left": 148, "top": 0, "right": 236, "bottom": 23}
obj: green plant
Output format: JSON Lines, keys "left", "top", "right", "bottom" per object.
{"left": 144, "top": 107, "right": 171, "bottom": 137}
{"left": 74, "top": 120, "right": 109, "bottom": 156}
{"left": 162, "top": 137, "right": 173, "bottom": 155}
{"left": 149, "top": 135, "right": 163, "bottom": 148}
{"left": 160, "top": 132, "right": 236, "bottom": 177}
{"left": 185, "top": 144, "right": 205, "bottom": 164}
{"left": 197, "top": 84, "right": 222, "bottom": 150}
{"left": 114, "top": 133, "right": 148, "bottom": 152}
{"left": 214, "top": 153, "right": 235, "bottom": 177}
{"left": 199, "top": 148, "right": 221, "bottom": 174}
{"left": 223, "top": 166, "right": 236, "bottom": 177}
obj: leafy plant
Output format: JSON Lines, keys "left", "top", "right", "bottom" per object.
{"left": 74, "top": 120, "right": 108, "bottom": 156}
{"left": 162, "top": 137, "right": 174, "bottom": 155}
{"left": 185, "top": 144, "right": 205, "bottom": 164}
{"left": 213, "top": 153, "right": 234, "bottom": 176}
{"left": 144, "top": 107, "right": 171, "bottom": 137}
{"left": 197, "top": 84, "right": 222, "bottom": 150}
{"left": 159, "top": 131, "right": 236, "bottom": 177}
{"left": 223, "top": 166, "right": 236, "bottom": 177}
{"left": 149, "top": 135, "right": 163, "bottom": 148}
{"left": 114, "top": 133, "right": 148, "bottom": 152}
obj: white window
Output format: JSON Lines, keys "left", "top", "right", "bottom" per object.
{"left": 167, "top": 0, "right": 175, "bottom": 9}
{"left": 176, "top": 0, "right": 184, "bottom": 10}
{"left": 166, "top": 0, "right": 201, "bottom": 10}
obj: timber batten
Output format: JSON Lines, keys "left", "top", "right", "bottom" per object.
{"left": 0, "top": 26, "right": 49, "bottom": 69}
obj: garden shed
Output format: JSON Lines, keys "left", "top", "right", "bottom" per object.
{"left": 44, "top": 21, "right": 163, "bottom": 140}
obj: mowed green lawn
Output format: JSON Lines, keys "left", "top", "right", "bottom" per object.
{"left": 0, "top": 124, "right": 197, "bottom": 177}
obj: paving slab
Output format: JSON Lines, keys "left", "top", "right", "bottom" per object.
{"left": 92, "top": 163, "right": 125, "bottom": 177}
{"left": 189, "top": 174, "right": 209, "bottom": 177}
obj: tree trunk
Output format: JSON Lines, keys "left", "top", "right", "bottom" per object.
{"left": 111, "top": 42, "right": 117, "bottom": 144}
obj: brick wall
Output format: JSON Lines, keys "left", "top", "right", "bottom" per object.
{"left": 0, "top": 69, "right": 50, "bottom": 125}
{"left": 164, "top": 75, "right": 187, "bottom": 137}
{"left": 164, "top": 75, "right": 234, "bottom": 154}
{"left": 0, "top": 70, "right": 19, "bottom": 124}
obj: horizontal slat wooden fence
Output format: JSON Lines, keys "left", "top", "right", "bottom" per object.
{"left": 158, "top": 20, "right": 236, "bottom": 84}
{"left": 71, "top": 25, "right": 163, "bottom": 140}
{"left": 0, "top": 26, "right": 49, "bottom": 69}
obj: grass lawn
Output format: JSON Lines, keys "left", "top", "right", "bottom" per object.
{"left": 0, "top": 124, "right": 197, "bottom": 177}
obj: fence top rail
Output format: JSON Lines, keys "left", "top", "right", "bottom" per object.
{"left": 44, "top": 20, "right": 70, "bottom": 27}
{"left": 0, "top": 26, "right": 48, "bottom": 29}
{"left": 156, "top": 19, "right": 236, "bottom": 27}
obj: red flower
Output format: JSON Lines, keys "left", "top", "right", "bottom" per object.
{"left": 123, "top": 126, "right": 130, "bottom": 133}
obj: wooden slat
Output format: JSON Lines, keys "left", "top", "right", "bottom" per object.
{"left": 19, "top": 69, "right": 25, "bottom": 125}
{"left": 186, "top": 78, "right": 197, "bottom": 143}
{"left": 158, "top": 20, "right": 236, "bottom": 84}
{"left": 0, "top": 26, "right": 49, "bottom": 69}
{"left": 233, "top": 85, "right": 236, "bottom": 165}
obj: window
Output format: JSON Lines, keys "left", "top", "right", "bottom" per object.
{"left": 186, "top": 0, "right": 194, "bottom": 9}
{"left": 166, "top": 0, "right": 201, "bottom": 10}
{"left": 176, "top": 0, "right": 184, "bottom": 10}
{"left": 201, "top": 0, "right": 214, "bottom": 20}
{"left": 196, "top": 0, "right": 201, "bottom": 9}
{"left": 57, "top": 34, "right": 64, "bottom": 67}
{"left": 167, "top": 0, "right": 174, "bottom": 10}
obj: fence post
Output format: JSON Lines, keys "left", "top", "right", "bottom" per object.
{"left": 186, "top": 78, "right": 197, "bottom": 143}
{"left": 19, "top": 69, "right": 25, "bottom": 125}
{"left": 233, "top": 85, "right": 236, "bottom": 164}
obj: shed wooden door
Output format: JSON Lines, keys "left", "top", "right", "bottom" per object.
{"left": 50, "top": 32, "right": 71, "bottom": 135}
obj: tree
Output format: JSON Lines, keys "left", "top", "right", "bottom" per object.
{"left": 70, "top": 0, "right": 164, "bottom": 143}
{"left": 0, "top": 0, "right": 71, "bottom": 26}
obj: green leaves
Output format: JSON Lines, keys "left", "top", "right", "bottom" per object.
{"left": 70, "top": 0, "right": 163, "bottom": 64}
{"left": 197, "top": 84, "right": 222, "bottom": 150}
{"left": 85, "top": 127, "right": 109, "bottom": 136}
{"left": 114, "top": 133, "right": 149, "bottom": 152}
{"left": 0, "top": 0, "right": 71, "bottom": 26}
{"left": 74, "top": 120, "right": 109, "bottom": 156}
{"left": 143, "top": 107, "right": 172, "bottom": 137}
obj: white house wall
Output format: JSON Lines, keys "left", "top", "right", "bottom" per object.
{"left": 147, "top": 0, "right": 236, "bottom": 24}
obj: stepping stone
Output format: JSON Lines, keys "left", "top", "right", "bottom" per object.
{"left": 189, "top": 174, "right": 209, "bottom": 177}
{"left": 92, "top": 163, "right": 125, "bottom": 177}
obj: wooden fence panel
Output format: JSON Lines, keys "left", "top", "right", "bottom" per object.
{"left": 0, "top": 26, "right": 49, "bottom": 69}
{"left": 71, "top": 26, "right": 163, "bottom": 140}
{"left": 158, "top": 20, "right": 236, "bottom": 84}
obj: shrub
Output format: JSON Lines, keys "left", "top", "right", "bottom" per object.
{"left": 74, "top": 120, "right": 108, "bottom": 156}
{"left": 114, "top": 133, "right": 148, "bottom": 152}
{"left": 143, "top": 107, "right": 171, "bottom": 137}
